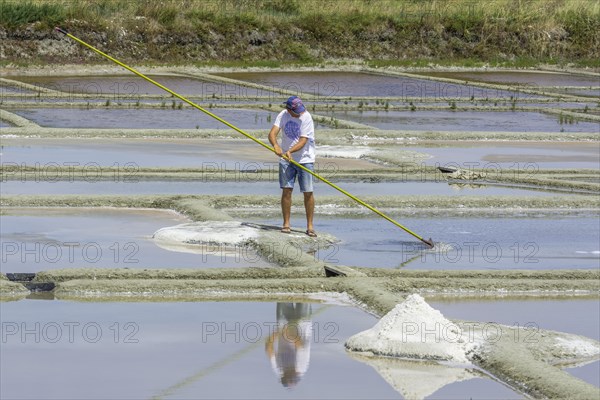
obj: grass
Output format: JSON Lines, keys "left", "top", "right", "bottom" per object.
{"left": 1, "top": 0, "right": 598, "bottom": 65}
{"left": 0, "top": 1, "right": 64, "bottom": 28}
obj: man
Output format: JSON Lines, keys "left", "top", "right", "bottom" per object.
{"left": 268, "top": 96, "right": 316, "bottom": 237}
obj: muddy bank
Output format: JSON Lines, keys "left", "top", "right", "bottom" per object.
{"left": 0, "top": 278, "right": 31, "bottom": 300}
{"left": 2, "top": 167, "right": 598, "bottom": 194}
{"left": 3, "top": 126, "right": 599, "bottom": 145}
{"left": 209, "top": 194, "right": 600, "bottom": 213}
{"left": 2, "top": 194, "right": 598, "bottom": 209}
{"left": 38, "top": 267, "right": 598, "bottom": 284}
{"left": 33, "top": 267, "right": 326, "bottom": 283}
{"left": 3, "top": 125, "right": 600, "bottom": 142}
{"left": 472, "top": 327, "right": 600, "bottom": 399}
{"left": 37, "top": 268, "right": 600, "bottom": 302}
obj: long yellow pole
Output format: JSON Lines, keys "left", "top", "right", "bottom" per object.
{"left": 55, "top": 27, "right": 433, "bottom": 248}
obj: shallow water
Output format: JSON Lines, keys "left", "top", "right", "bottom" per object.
{"left": 402, "top": 142, "right": 600, "bottom": 170}
{"left": 565, "top": 361, "right": 600, "bottom": 388}
{"left": 0, "top": 208, "right": 273, "bottom": 273}
{"left": 0, "top": 179, "right": 581, "bottom": 197}
{"left": 415, "top": 71, "right": 600, "bottom": 87}
{"left": 213, "top": 71, "right": 531, "bottom": 100}
{"left": 10, "top": 75, "right": 280, "bottom": 98}
{"left": 427, "top": 297, "right": 600, "bottom": 387}
{"left": 0, "top": 120, "right": 13, "bottom": 128}
{"left": 0, "top": 299, "right": 521, "bottom": 399}
{"left": 0, "top": 138, "right": 272, "bottom": 167}
{"left": 2, "top": 137, "right": 598, "bottom": 171}
{"left": 11, "top": 108, "right": 284, "bottom": 130}
{"left": 0, "top": 85, "right": 33, "bottom": 94}
{"left": 522, "top": 101, "right": 598, "bottom": 109}
{"left": 258, "top": 216, "right": 600, "bottom": 270}
{"left": 324, "top": 110, "right": 599, "bottom": 132}
{"left": 559, "top": 88, "right": 600, "bottom": 98}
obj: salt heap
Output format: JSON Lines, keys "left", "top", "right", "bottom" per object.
{"left": 345, "top": 294, "right": 469, "bottom": 363}
{"left": 317, "top": 145, "right": 372, "bottom": 159}
{"left": 153, "top": 221, "right": 258, "bottom": 246}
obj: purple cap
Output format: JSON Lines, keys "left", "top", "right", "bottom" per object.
{"left": 284, "top": 96, "right": 305, "bottom": 114}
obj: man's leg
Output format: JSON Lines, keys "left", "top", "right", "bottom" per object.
{"left": 279, "top": 160, "right": 296, "bottom": 232}
{"left": 304, "top": 191, "right": 314, "bottom": 232}
{"left": 298, "top": 163, "right": 315, "bottom": 235}
{"left": 282, "top": 188, "right": 293, "bottom": 229}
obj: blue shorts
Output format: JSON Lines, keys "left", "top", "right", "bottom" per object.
{"left": 279, "top": 160, "right": 314, "bottom": 193}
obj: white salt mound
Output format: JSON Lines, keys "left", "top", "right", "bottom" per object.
{"left": 153, "top": 221, "right": 258, "bottom": 246}
{"left": 345, "top": 294, "right": 469, "bottom": 363}
{"left": 318, "top": 145, "right": 372, "bottom": 159}
{"left": 555, "top": 337, "right": 600, "bottom": 359}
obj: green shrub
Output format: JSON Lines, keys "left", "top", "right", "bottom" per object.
{"left": 0, "top": 1, "right": 66, "bottom": 28}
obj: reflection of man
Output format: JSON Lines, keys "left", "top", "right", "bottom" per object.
{"left": 265, "top": 303, "right": 312, "bottom": 388}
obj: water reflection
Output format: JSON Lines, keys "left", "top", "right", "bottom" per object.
{"left": 346, "top": 353, "right": 519, "bottom": 400}
{"left": 265, "top": 303, "right": 313, "bottom": 388}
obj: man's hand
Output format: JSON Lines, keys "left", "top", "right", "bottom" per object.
{"left": 283, "top": 150, "right": 292, "bottom": 161}
{"left": 273, "top": 144, "right": 283, "bottom": 157}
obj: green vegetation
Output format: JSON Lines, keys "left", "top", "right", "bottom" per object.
{"left": 0, "top": 0, "right": 599, "bottom": 65}
{"left": 0, "top": 1, "right": 64, "bottom": 28}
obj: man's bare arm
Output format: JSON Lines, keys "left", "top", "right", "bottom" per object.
{"left": 286, "top": 137, "right": 308, "bottom": 158}
{"left": 268, "top": 125, "right": 283, "bottom": 156}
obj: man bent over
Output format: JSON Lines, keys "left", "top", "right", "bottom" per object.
{"left": 268, "top": 96, "right": 317, "bottom": 237}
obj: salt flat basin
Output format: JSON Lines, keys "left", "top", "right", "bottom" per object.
{"left": 555, "top": 88, "right": 600, "bottom": 98}
{"left": 0, "top": 138, "right": 380, "bottom": 170}
{"left": 258, "top": 215, "right": 600, "bottom": 270}
{"left": 413, "top": 71, "right": 600, "bottom": 87}
{"left": 0, "top": 85, "right": 34, "bottom": 94}
{"left": 534, "top": 88, "right": 600, "bottom": 99}
{"left": 323, "top": 110, "right": 599, "bottom": 132}
{"left": 402, "top": 141, "right": 600, "bottom": 170}
{"left": 9, "top": 74, "right": 281, "bottom": 97}
{"left": 10, "top": 108, "right": 293, "bottom": 130}
{"left": 212, "top": 71, "right": 532, "bottom": 99}
{"left": 427, "top": 297, "right": 600, "bottom": 387}
{"left": 406, "top": 100, "right": 597, "bottom": 109}
{"left": 0, "top": 299, "right": 521, "bottom": 400}
{"left": 2, "top": 137, "right": 598, "bottom": 170}
{"left": 518, "top": 101, "right": 598, "bottom": 109}
{"left": 0, "top": 208, "right": 274, "bottom": 273}
{"left": 0, "top": 138, "right": 278, "bottom": 167}
{"left": 0, "top": 180, "right": 583, "bottom": 197}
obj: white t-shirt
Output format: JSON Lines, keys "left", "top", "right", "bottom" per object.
{"left": 273, "top": 110, "right": 315, "bottom": 164}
